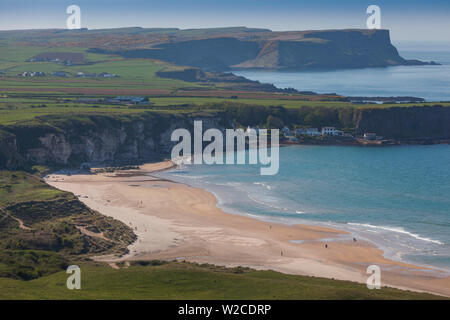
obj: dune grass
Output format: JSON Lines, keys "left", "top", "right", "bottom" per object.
{"left": 0, "top": 171, "right": 66, "bottom": 207}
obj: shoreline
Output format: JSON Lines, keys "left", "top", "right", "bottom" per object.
{"left": 205, "top": 200, "right": 449, "bottom": 275}
{"left": 45, "top": 160, "right": 450, "bottom": 297}
{"left": 280, "top": 138, "right": 450, "bottom": 147}
{"left": 156, "top": 163, "right": 450, "bottom": 276}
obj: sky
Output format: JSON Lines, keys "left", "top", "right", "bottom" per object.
{"left": 0, "top": 0, "right": 449, "bottom": 41}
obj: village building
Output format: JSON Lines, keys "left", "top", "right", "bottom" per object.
{"left": 295, "top": 127, "right": 321, "bottom": 136}
{"left": 53, "top": 71, "right": 67, "bottom": 77}
{"left": 246, "top": 126, "right": 260, "bottom": 134}
{"left": 99, "top": 72, "right": 118, "bottom": 78}
{"left": 281, "top": 126, "right": 291, "bottom": 136}
{"left": 20, "top": 71, "right": 45, "bottom": 77}
{"left": 321, "top": 127, "right": 344, "bottom": 136}
{"left": 106, "top": 96, "right": 149, "bottom": 105}
{"left": 363, "top": 133, "right": 377, "bottom": 140}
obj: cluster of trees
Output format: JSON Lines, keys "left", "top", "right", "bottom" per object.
{"left": 205, "top": 102, "right": 356, "bottom": 130}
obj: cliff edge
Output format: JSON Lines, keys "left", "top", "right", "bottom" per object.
{"left": 112, "top": 29, "right": 436, "bottom": 71}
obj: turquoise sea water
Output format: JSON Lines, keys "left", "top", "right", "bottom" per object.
{"left": 159, "top": 44, "right": 450, "bottom": 270}
{"left": 234, "top": 43, "right": 450, "bottom": 101}
{"left": 159, "top": 145, "right": 450, "bottom": 270}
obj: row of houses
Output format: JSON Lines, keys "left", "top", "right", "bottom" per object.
{"left": 245, "top": 126, "right": 345, "bottom": 137}
{"left": 244, "top": 126, "right": 354, "bottom": 140}
{"left": 19, "top": 71, "right": 70, "bottom": 77}
{"left": 281, "top": 126, "right": 383, "bottom": 141}
{"left": 107, "top": 96, "right": 149, "bottom": 105}
{"left": 281, "top": 126, "right": 352, "bottom": 137}
{"left": 75, "top": 96, "right": 150, "bottom": 105}
{"left": 76, "top": 72, "right": 118, "bottom": 78}
{"left": 28, "top": 58, "right": 75, "bottom": 66}
{"left": 18, "top": 71, "right": 119, "bottom": 78}
{"left": 19, "top": 71, "right": 46, "bottom": 77}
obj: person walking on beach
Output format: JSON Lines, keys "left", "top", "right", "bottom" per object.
{"left": 325, "top": 244, "right": 328, "bottom": 249}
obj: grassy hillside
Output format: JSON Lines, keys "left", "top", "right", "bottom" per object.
{"left": 0, "top": 171, "right": 135, "bottom": 280}
{"left": 0, "top": 46, "right": 195, "bottom": 92}
{"left": 0, "top": 260, "right": 443, "bottom": 300}
{"left": 1, "top": 90, "right": 449, "bottom": 126}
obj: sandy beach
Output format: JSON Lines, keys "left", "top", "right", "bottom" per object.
{"left": 45, "top": 161, "right": 450, "bottom": 297}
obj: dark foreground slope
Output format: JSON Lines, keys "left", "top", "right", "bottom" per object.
{"left": 0, "top": 260, "right": 442, "bottom": 299}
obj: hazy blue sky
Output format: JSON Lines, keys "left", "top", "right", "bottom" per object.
{"left": 1, "top": 0, "right": 449, "bottom": 41}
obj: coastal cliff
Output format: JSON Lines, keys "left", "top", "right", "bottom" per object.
{"left": 0, "top": 113, "right": 230, "bottom": 170}
{"left": 1, "top": 105, "right": 449, "bottom": 170}
{"left": 2, "top": 27, "right": 435, "bottom": 73}
{"left": 111, "top": 29, "right": 434, "bottom": 71}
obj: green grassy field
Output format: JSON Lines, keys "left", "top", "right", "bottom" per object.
{"left": 0, "top": 45, "right": 207, "bottom": 91}
{"left": 2, "top": 92, "right": 449, "bottom": 126}
{"left": 0, "top": 260, "right": 443, "bottom": 300}
{"left": 0, "top": 171, "right": 64, "bottom": 207}
{"left": 2, "top": 44, "right": 449, "bottom": 129}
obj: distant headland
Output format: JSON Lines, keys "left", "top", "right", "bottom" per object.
{"left": 0, "top": 26, "right": 437, "bottom": 72}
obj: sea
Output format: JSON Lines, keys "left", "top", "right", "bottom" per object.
{"left": 158, "top": 43, "right": 450, "bottom": 271}
{"left": 159, "top": 145, "right": 450, "bottom": 271}
{"left": 233, "top": 41, "right": 450, "bottom": 102}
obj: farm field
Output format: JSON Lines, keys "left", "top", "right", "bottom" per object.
{"left": 2, "top": 42, "right": 447, "bottom": 129}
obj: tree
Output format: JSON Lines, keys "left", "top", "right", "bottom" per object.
{"left": 266, "top": 115, "right": 284, "bottom": 129}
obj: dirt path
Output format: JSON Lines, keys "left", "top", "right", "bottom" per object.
{"left": 76, "top": 226, "right": 112, "bottom": 242}
{"left": 0, "top": 207, "right": 31, "bottom": 230}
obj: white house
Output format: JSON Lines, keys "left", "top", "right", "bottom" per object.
{"left": 321, "top": 127, "right": 336, "bottom": 135}
{"left": 321, "top": 127, "right": 344, "bottom": 136}
{"left": 246, "top": 126, "right": 259, "bottom": 134}
{"left": 363, "top": 133, "right": 377, "bottom": 140}
{"left": 281, "top": 126, "right": 291, "bottom": 136}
